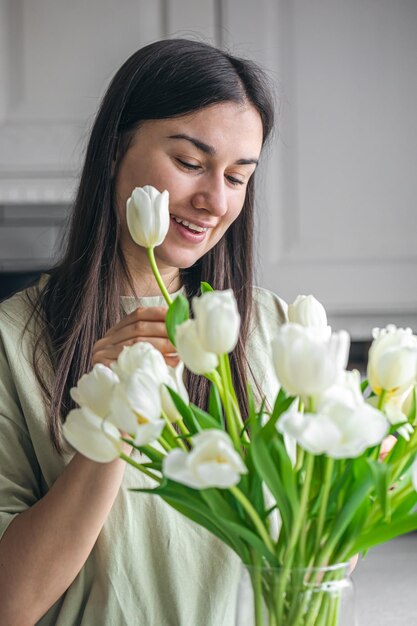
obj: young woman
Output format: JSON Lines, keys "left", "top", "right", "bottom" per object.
{"left": 0, "top": 39, "right": 286, "bottom": 625}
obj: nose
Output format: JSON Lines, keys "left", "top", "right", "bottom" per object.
{"left": 191, "top": 174, "right": 228, "bottom": 217}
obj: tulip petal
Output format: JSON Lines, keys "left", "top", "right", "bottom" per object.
{"left": 63, "top": 407, "right": 122, "bottom": 463}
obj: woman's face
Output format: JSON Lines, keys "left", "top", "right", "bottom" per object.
{"left": 115, "top": 101, "right": 263, "bottom": 277}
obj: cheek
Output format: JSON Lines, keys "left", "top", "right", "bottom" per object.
{"left": 225, "top": 195, "right": 246, "bottom": 226}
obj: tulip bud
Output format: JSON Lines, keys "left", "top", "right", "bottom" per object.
{"left": 288, "top": 295, "right": 331, "bottom": 340}
{"left": 63, "top": 407, "right": 122, "bottom": 463}
{"left": 272, "top": 324, "right": 350, "bottom": 400}
{"left": 111, "top": 341, "right": 169, "bottom": 385}
{"left": 277, "top": 398, "right": 388, "bottom": 459}
{"left": 175, "top": 319, "right": 218, "bottom": 374}
{"left": 161, "top": 361, "right": 189, "bottom": 422}
{"left": 109, "top": 370, "right": 164, "bottom": 438}
{"left": 192, "top": 289, "right": 240, "bottom": 355}
{"left": 70, "top": 363, "right": 119, "bottom": 418}
{"left": 367, "top": 325, "right": 417, "bottom": 397}
{"left": 163, "top": 429, "right": 247, "bottom": 489}
{"left": 126, "top": 185, "right": 170, "bottom": 248}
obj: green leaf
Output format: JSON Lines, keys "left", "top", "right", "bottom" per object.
{"left": 391, "top": 488, "right": 417, "bottom": 521}
{"left": 165, "top": 387, "right": 201, "bottom": 434}
{"left": 200, "top": 281, "right": 214, "bottom": 293}
{"left": 348, "top": 513, "right": 417, "bottom": 555}
{"left": 324, "top": 474, "right": 373, "bottom": 556}
{"left": 127, "top": 442, "right": 164, "bottom": 463}
{"left": 261, "top": 392, "right": 294, "bottom": 440}
{"left": 134, "top": 483, "right": 249, "bottom": 560}
{"left": 407, "top": 387, "right": 417, "bottom": 425}
{"left": 383, "top": 433, "right": 407, "bottom": 466}
{"left": 251, "top": 431, "right": 294, "bottom": 535}
{"left": 200, "top": 488, "right": 278, "bottom": 565}
{"left": 270, "top": 438, "right": 299, "bottom": 514}
{"left": 208, "top": 383, "right": 224, "bottom": 428}
{"left": 165, "top": 294, "right": 189, "bottom": 346}
{"left": 247, "top": 382, "right": 256, "bottom": 419}
{"left": 367, "top": 459, "right": 391, "bottom": 521}
{"left": 201, "top": 488, "right": 243, "bottom": 523}
{"left": 190, "top": 403, "right": 223, "bottom": 430}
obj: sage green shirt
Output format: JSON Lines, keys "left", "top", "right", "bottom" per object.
{"left": 0, "top": 284, "right": 286, "bottom": 626}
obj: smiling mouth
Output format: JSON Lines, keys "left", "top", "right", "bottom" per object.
{"left": 171, "top": 215, "right": 209, "bottom": 233}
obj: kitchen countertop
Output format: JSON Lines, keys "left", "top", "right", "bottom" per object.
{"left": 352, "top": 533, "right": 417, "bottom": 625}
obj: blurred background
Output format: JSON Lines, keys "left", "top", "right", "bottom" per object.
{"left": 0, "top": 0, "right": 416, "bottom": 365}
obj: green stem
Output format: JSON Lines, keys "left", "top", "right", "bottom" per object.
{"left": 307, "top": 396, "right": 316, "bottom": 413}
{"left": 157, "top": 435, "right": 172, "bottom": 452}
{"left": 314, "top": 458, "right": 334, "bottom": 554}
{"left": 161, "top": 411, "right": 188, "bottom": 451}
{"left": 378, "top": 388, "right": 387, "bottom": 410}
{"left": 230, "top": 486, "right": 275, "bottom": 555}
{"left": 176, "top": 418, "right": 191, "bottom": 439}
{"left": 276, "top": 453, "right": 315, "bottom": 620}
{"left": 147, "top": 247, "right": 172, "bottom": 306}
{"left": 249, "top": 550, "right": 265, "bottom": 626}
{"left": 218, "top": 354, "right": 240, "bottom": 449}
{"left": 120, "top": 451, "right": 162, "bottom": 483}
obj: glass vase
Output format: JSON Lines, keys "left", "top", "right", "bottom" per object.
{"left": 235, "top": 562, "right": 356, "bottom": 626}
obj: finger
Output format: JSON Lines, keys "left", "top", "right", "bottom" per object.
{"left": 164, "top": 355, "right": 180, "bottom": 368}
{"left": 104, "top": 320, "right": 169, "bottom": 344}
{"left": 92, "top": 346, "right": 123, "bottom": 366}
{"left": 111, "top": 336, "right": 176, "bottom": 354}
{"left": 379, "top": 435, "right": 397, "bottom": 460}
{"left": 107, "top": 307, "right": 168, "bottom": 335}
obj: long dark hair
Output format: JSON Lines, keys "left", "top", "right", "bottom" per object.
{"left": 31, "top": 38, "right": 275, "bottom": 452}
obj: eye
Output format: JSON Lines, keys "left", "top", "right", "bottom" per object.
{"left": 176, "top": 158, "right": 201, "bottom": 171}
{"left": 226, "top": 175, "right": 245, "bottom": 187}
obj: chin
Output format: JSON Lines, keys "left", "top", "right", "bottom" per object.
{"left": 155, "top": 250, "right": 204, "bottom": 271}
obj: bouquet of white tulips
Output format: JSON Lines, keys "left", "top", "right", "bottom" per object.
{"left": 64, "top": 186, "right": 417, "bottom": 626}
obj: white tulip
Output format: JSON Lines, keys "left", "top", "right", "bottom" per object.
{"left": 126, "top": 185, "right": 170, "bottom": 248}
{"left": 175, "top": 319, "right": 218, "bottom": 374}
{"left": 111, "top": 341, "right": 169, "bottom": 384}
{"left": 319, "top": 370, "right": 363, "bottom": 409}
{"left": 70, "top": 363, "right": 119, "bottom": 418}
{"left": 192, "top": 290, "right": 241, "bottom": 355}
{"left": 272, "top": 324, "right": 350, "bottom": 400}
{"left": 367, "top": 325, "right": 417, "bottom": 397}
{"left": 109, "top": 370, "right": 164, "bottom": 441}
{"left": 134, "top": 420, "right": 166, "bottom": 447}
{"left": 277, "top": 405, "right": 340, "bottom": 456}
{"left": 63, "top": 407, "right": 122, "bottom": 463}
{"left": 384, "top": 398, "right": 414, "bottom": 441}
{"left": 288, "top": 295, "right": 331, "bottom": 340}
{"left": 401, "top": 385, "right": 416, "bottom": 418}
{"left": 163, "top": 429, "right": 247, "bottom": 489}
{"left": 161, "top": 361, "right": 189, "bottom": 423}
{"left": 369, "top": 392, "right": 415, "bottom": 442}
{"left": 278, "top": 399, "right": 388, "bottom": 459}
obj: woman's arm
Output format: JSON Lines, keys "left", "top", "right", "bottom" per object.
{"left": 0, "top": 451, "right": 127, "bottom": 626}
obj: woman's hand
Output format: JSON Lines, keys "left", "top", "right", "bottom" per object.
{"left": 379, "top": 434, "right": 397, "bottom": 461}
{"left": 92, "top": 306, "right": 179, "bottom": 368}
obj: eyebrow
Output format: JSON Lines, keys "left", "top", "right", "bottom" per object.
{"left": 167, "top": 133, "right": 259, "bottom": 166}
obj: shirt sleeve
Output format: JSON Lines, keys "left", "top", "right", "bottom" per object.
{"left": 247, "top": 287, "right": 288, "bottom": 408}
{"left": 0, "top": 332, "right": 42, "bottom": 540}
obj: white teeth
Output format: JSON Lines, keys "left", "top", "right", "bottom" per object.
{"left": 173, "top": 216, "right": 208, "bottom": 233}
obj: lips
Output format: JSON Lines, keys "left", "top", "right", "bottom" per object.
{"left": 170, "top": 215, "right": 211, "bottom": 242}
{"left": 172, "top": 215, "right": 208, "bottom": 233}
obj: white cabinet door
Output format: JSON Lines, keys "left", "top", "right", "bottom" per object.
{"left": 223, "top": 0, "right": 417, "bottom": 338}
